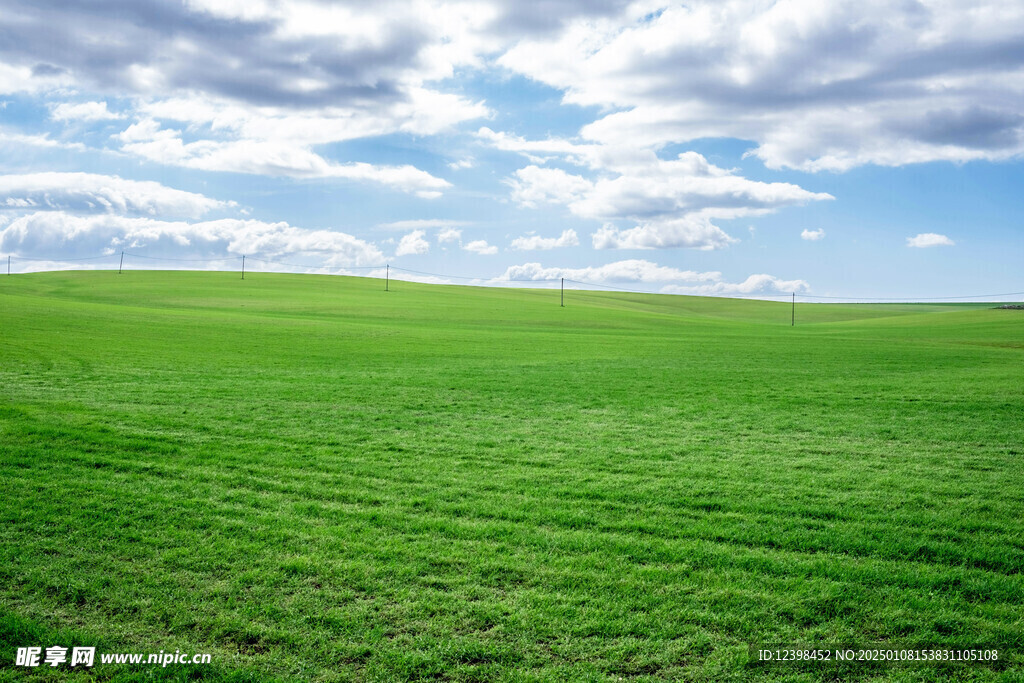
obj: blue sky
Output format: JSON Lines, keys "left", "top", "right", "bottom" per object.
{"left": 1, "top": 0, "right": 1022, "bottom": 300}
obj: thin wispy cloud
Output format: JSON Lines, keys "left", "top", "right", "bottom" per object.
{"left": 907, "top": 233, "right": 955, "bottom": 248}
{"left": 464, "top": 239, "right": 497, "bottom": 255}
{"left": 510, "top": 229, "right": 579, "bottom": 251}
{"left": 50, "top": 101, "right": 122, "bottom": 122}
{"left": 0, "top": 173, "right": 233, "bottom": 218}
{"left": 377, "top": 219, "right": 472, "bottom": 232}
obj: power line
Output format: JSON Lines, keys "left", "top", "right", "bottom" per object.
{"left": 563, "top": 279, "right": 794, "bottom": 299}
{"left": 246, "top": 256, "right": 383, "bottom": 271}
{"left": 10, "top": 254, "right": 116, "bottom": 262}
{"left": 3, "top": 250, "right": 1021, "bottom": 302}
{"left": 389, "top": 265, "right": 494, "bottom": 282}
{"left": 390, "top": 265, "right": 561, "bottom": 284}
{"left": 123, "top": 252, "right": 242, "bottom": 263}
{"left": 798, "top": 291, "right": 1024, "bottom": 301}
{"left": 564, "top": 278, "right": 670, "bottom": 295}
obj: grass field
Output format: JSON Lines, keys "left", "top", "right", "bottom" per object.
{"left": 1, "top": 270, "right": 1022, "bottom": 682}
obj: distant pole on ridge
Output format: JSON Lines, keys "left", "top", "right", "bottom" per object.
{"left": 118, "top": 251, "right": 124, "bottom": 275}
{"left": 7, "top": 255, "right": 10, "bottom": 275}
{"left": 791, "top": 292, "right": 795, "bottom": 326}
{"left": 561, "top": 278, "right": 564, "bottom": 307}
{"left": 386, "top": 264, "right": 389, "bottom": 291}
{"left": 241, "top": 255, "right": 245, "bottom": 280}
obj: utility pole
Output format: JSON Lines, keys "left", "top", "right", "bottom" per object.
{"left": 561, "top": 278, "right": 564, "bottom": 307}
{"left": 386, "top": 264, "right": 389, "bottom": 291}
{"left": 241, "top": 255, "right": 245, "bottom": 280}
{"left": 118, "top": 251, "right": 124, "bottom": 275}
{"left": 7, "top": 255, "right": 9, "bottom": 275}
{"left": 791, "top": 292, "right": 795, "bottom": 326}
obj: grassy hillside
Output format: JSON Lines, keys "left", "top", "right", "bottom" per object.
{"left": 1, "top": 270, "right": 1022, "bottom": 681}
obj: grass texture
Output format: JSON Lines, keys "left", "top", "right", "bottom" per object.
{"left": 1, "top": 270, "right": 1022, "bottom": 681}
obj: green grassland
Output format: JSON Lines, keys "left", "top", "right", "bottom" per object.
{"left": 1, "top": 270, "right": 1022, "bottom": 682}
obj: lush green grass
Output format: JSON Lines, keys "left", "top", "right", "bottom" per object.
{"left": 1, "top": 270, "right": 1022, "bottom": 682}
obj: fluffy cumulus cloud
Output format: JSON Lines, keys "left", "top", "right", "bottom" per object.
{"left": 907, "top": 232, "right": 955, "bottom": 248}
{"left": 500, "top": 259, "right": 721, "bottom": 283}
{"left": 0, "top": 173, "right": 233, "bottom": 218}
{"left": 50, "top": 101, "right": 122, "bottom": 122}
{"left": 591, "top": 219, "right": 736, "bottom": 251}
{"left": 509, "top": 229, "right": 578, "bottom": 250}
{"left": 437, "top": 228, "right": 462, "bottom": 243}
{"left": 463, "top": 239, "right": 497, "bottom": 255}
{"left": 507, "top": 166, "right": 592, "bottom": 207}
{"left": 801, "top": 228, "right": 825, "bottom": 241}
{"left": 498, "top": 1, "right": 1024, "bottom": 171}
{"left": 499, "top": 258, "right": 807, "bottom": 294}
{"left": 499, "top": 148, "right": 831, "bottom": 249}
{"left": 0, "top": 211, "right": 384, "bottom": 266}
{"left": 396, "top": 229, "right": 431, "bottom": 256}
{"left": 660, "top": 274, "right": 810, "bottom": 296}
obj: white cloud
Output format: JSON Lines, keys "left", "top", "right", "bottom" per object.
{"left": 499, "top": 259, "right": 721, "bottom": 284}
{"left": 498, "top": 2, "right": 1024, "bottom": 171}
{"left": 499, "top": 258, "right": 810, "bottom": 296}
{"left": 660, "top": 274, "right": 809, "bottom": 296}
{"left": 0, "top": 211, "right": 384, "bottom": 266}
{"left": 477, "top": 126, "right": 595, "bottom": 164}
{"left": 133, "top": 89, "right": 489, "bottom": 149}
{"left": 574, "top": 152, "right": 831, "bottom": 220}
{"left": 117, "top": 123, "right": 451, "bottom": 197}
{"left": 464, "top": 239, "right": 497, "bottom": 255}
{"left": 50, "top": 101, "right": 122, "bottom": 122}
{"left": 0, "top": 172, "right": 233, "bottom": 218}
{"left": 0, "top": 130, "right": 87, "bottom": 151}
{"left": 907, "top": 232, "right": 955, "bottom": 248}
{"left": 509, "top": 229, "right": 579, "bottom": 250}
{"left": 592, "top": 219, "right": 737, "bottom": 251}
{"left": 396, "top": 229, "right": 430, "bottom": 256}
{"left": 801, "top": 228, "right": 825, "bottom": 241}
{"left": 116, "top": 118, "right": 175, "bottom": 143}
{"left": 8, "top": 1, "right": 1024, "bottom": 175}
{"left": 496, "top": 148, "right": 830, "bottom": 250}
{"left": 98, "top": 68, "right": 487, "bottom": 198}
{"left": 1, "top": 1, "right": 502, "bottom": 113}
{"left": 366, "top": 266, "right": 455, "bottom": 286}
{"left": 437, "top": 227, "right": 462, "bottom": 243}
{"left": 507, "top": 166, "right": 592, "bottom": 207}
{"left": 330, "top": 164, "right": 448, "bottom": 199}
{"left": 0, "top": 62, "right": 73, "bottom": 95}
{"left": 376, "top": 219, "right": 471, "bottom": 232}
